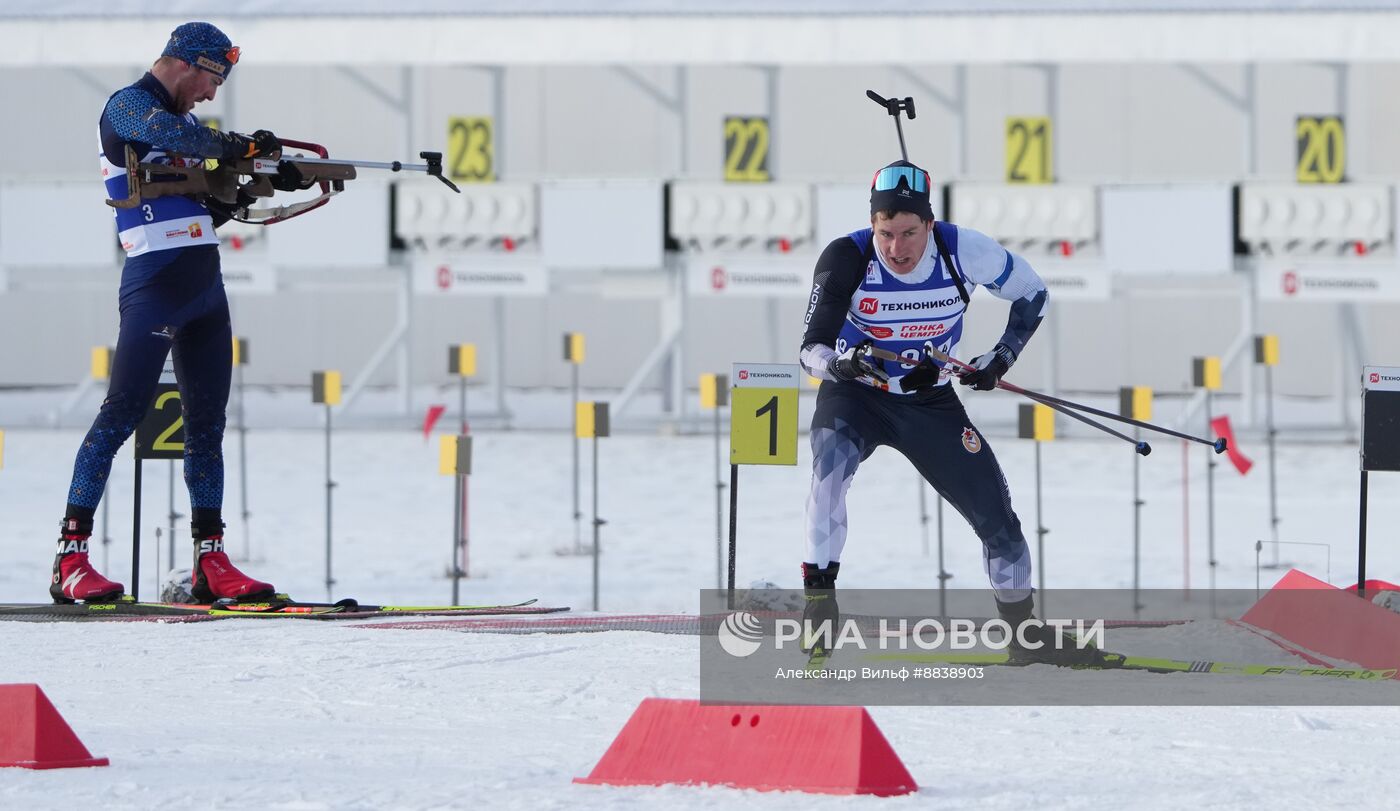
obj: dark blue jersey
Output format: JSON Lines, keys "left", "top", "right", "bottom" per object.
{"left": 98, "top": 72, "right": 249, "bottom": 256}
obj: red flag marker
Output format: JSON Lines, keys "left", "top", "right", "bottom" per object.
{"left": 1209, "top": 414, "right": 1253, "bottom": 475}
{"left": 422, "top": 404, "right": 446, "bottom": 440}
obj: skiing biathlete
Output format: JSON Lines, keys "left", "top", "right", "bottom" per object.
{"left": 798, "top": 159, "right": 1103, "bottom": 665}
{"left": 51, "top": 22, "right": 305, "bottom": 604}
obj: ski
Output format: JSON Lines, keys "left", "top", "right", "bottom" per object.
{"left": 865, "top": 651, "right": 1399, "bottom": 680}
{"left": 0, "top": 597, "right": 563, "bottom": 621}
{"left": 190, "top": 597, "right": 543, "bottom": 615}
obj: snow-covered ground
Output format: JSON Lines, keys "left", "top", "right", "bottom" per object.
{"left": 2, "top": 386, "right": 1399, "bottom": 809}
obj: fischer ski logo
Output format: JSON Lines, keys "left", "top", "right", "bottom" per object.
{"left": 718, "top": 611, "right": 764, "bottom": 657}
{"left": 961, "top": 427, "right": 982, "bottom": 454}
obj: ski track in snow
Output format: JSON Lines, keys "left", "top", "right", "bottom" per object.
{"left": 2, "top": 419, "right": 1399, "bottom": 809}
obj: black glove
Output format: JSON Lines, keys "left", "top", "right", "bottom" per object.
{"left": 229, "top": 129, "right": 283, "bottom": 160}
{"left": 898, "top": 358, "right": 943, "bottom": 393}
{"left": 206, "top": 189, "right": 257, "bottom": 229}
{"left": 959, "top": 343, "right": 1015, "bottom": 391}
{"left": 829, "top": 343, "right": 889, "bottom": 385}
{"left": 270, "top": 161, "right": 310, "bottom": 192}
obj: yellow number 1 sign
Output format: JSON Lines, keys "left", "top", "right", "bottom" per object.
{"left": 730, "top": 363, "right": 799, "bottom": 466}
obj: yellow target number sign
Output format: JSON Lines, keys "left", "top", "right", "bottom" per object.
{"left": 729, "top": 363, "right": 799, "bottom": 466}
{"left": 1005, "top": 117, "right": 1052, "bottom": 184}
{"left": 135, "top": 385, "right": 184, "bottom": 460}
{"left": 723, "top": 116, "right": 771, "bottom": 183}
{"left": 447, "top": 116, "right": 495, "bottom": 183}
{"left": 1296, "top": 116, "right": 1345, "bottom": 184}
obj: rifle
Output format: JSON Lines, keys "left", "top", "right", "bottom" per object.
{"left": 106, "top": 139, "right": 459, "bottom": 225}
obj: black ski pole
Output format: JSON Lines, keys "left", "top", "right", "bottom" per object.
{"left": 921, "top": 346, "right": 1227, "bottom": 453}
{"left": 1021, "top": 387, "right": 1149, "bottom": 453}
{"left": 869, "top": 347, "right": 1149, "bottom": 454}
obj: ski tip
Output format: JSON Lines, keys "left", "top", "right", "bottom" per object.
{"left": 1136, "top": 441, "right": 1152, "bottom": 457}
{"left": 1213, "top": 437, "right": 1229, "bottom": 454}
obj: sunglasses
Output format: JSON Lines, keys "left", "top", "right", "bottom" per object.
{"left": 872, "top": 166, "right": 928, "bottom": 193}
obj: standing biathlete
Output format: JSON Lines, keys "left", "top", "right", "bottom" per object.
{"left": 51, "top": 22, "right": 302, "bottom": 604}
{"left": 798, "top": 159, "right": 1098, "bottom": 665}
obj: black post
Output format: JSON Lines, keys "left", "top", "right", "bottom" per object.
{"left": 1206, "top": 390, "right": 1217, "bottom": 615}
{"left": 1133, "top": 428, "right": 1143, "bottom": 617}
{"left": 1359, "top": 470, "right": 1369, "bottom": 599}
{"left": 101, "top": 483, "right": 111, "bottom": 572}
{"left": 451, "top": 469, "right": 462, "bottom": 606}
{"left": 918, "top": 479, "right": 929, "bottom": 557}
{"left": 459, "top": 375, "right": 467, "bottom": 433}
{"left": 237, "top": 360, "right": 250, "bottom": 561}
{"left": 1265, "top": 364, "right": 1281, "bottom": 567}
{"left": 1260, "top": 543, "right": 1271, "bottom": 599}
{"left": 1035, "top": 441, "right": 1046, "bottom": 615}
{"left": 325, "top": 404, "right": 334, "bottom": 601}
{"left": 591, "top": 435, "right": 601, "bottom": 611}
{"left": 714, "top": 405, "right": 723, "bottom": 589}
{"left": 727, "top": 463, "right": 739, "bottom": 610}
{"left": 459, "top": 380, "right": 470, "bottom": 582}
{"left": 572, "top": 363, "right": 582, "bottom": 554}
{"left": 936, "top": 494, "right": 948, "bottom": 619}
{"left": 132, "top": 458, "right": 143, "bottom": 602}
{"left": 167, "top": 460, "right": 177, "bottom": 566}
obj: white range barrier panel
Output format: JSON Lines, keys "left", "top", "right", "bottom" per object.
{"left": 268, "top": 181, "right": 390, "bottom": 269}
{"left": 1256, "top": 260, "right": 1400, "bottom": 301}
{"left": 396, "top": 181, "right": 537, "bottom": 250}
{"left": 542, "top": 181, "right": 663, "bottom": 271}
{"left": 948, "top": 183, "right": 1098, "bottom": 255}
{"left": 0, "top": 180, "right": 116, "bottom": 268}
{"left": 1239, "top": 183, "right": 1393, "bottom": 256}
{"left": 685, "top": 254, "right": 813, "bottom": 298}
{"left": 1032, "top": 257, "right": 1111, "bottom": 301}
{"left": 668, "top": 181, "right": 813, "bottom": 252}
{"left": 219, "top": 262, "right": 279, "bottom": 295}
{"left": 412, "top": 255, "right": 549, "bottom": 296}
{"left": 1101, "top": 185, "right": 1234, "bottom": 275}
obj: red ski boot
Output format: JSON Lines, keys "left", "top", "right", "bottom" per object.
{"left": 50, "top": 519, "right": 125, "bottom": 604}
{"left": 191, "top": 537, "right": 275, "bottom": 602}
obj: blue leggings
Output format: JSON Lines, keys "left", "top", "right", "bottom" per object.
{"left": 66, "top": 245, "right": 231, "bottom": 514}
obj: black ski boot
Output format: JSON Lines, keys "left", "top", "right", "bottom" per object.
{"left": 801, "top": 562, "right": 840, "bottom": 666}
{"left": 996, "top": 595, "right": 1121, "bottom": 668}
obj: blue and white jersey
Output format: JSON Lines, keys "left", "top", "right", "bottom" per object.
{"left": 800, "top": 220, "right": 1049, "bottom": 395}
{"left": 98, "top": 73, "right": 225, "bottom": 257}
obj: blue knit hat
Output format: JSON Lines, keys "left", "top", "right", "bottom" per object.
{"left": 162, "top": 22, "right": 238, "bottom": 78}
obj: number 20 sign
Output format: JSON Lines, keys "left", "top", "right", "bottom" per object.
{"left": 730, "top": 363, "right": 799, "bottom": 466}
